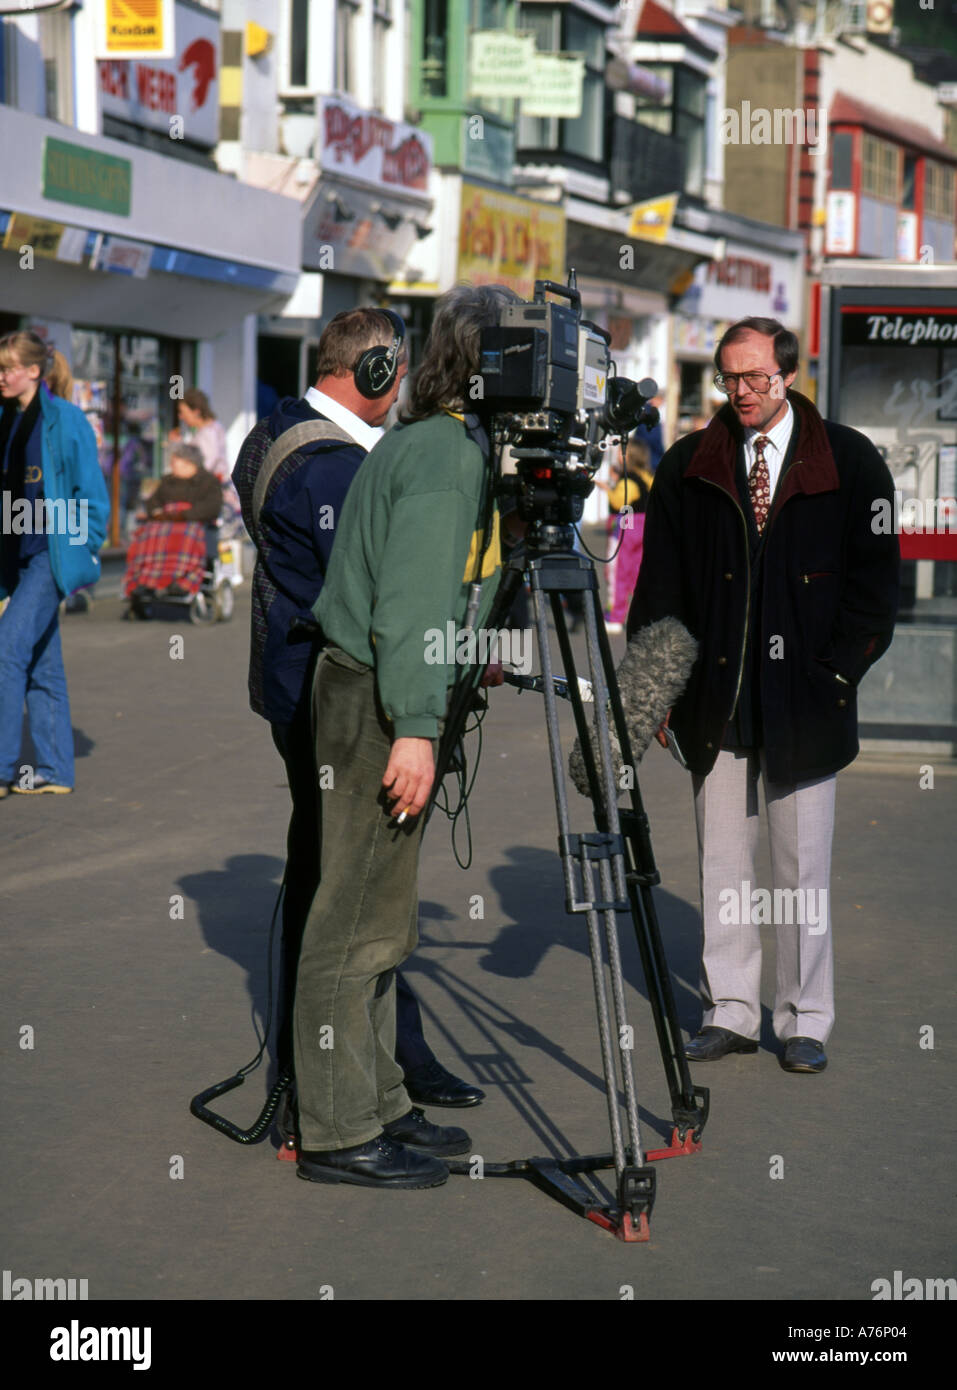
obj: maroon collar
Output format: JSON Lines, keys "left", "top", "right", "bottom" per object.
{"left": 685, "top": 390, "right": 839, "bottom": 512}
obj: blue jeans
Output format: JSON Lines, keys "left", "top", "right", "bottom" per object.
{"left": 0, "top": 551, "right": 75, "bottom": 788}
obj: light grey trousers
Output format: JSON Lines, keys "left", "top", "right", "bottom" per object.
{"left": 692, "top": 748, "right": 836, "bottom": 1044}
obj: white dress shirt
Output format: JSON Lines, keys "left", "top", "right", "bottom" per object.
{"left": 304, "top": 387, "right": 384, "bottom": 454}
{"left": 743, "top": 400, "right": 794, "bottom": 499}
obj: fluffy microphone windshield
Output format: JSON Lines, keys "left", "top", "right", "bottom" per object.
{"left": 568, "top": 616, "right": 699, "bottom": 798}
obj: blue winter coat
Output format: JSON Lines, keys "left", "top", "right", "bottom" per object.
{"left": 0, "top": 387, "right": 111, "bottom": 599}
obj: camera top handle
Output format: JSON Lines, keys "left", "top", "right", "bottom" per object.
{"left": 532, "top": 278, "right": 582, "bottom": 313}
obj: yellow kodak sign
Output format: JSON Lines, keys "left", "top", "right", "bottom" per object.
{"left": 627, "top": 194, "right": 679, "bottom": 245}
{"left": 103, "top": 0, "right": 169, "bottom": 57}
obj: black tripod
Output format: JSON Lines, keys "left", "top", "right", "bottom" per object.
{"left": 434, "top": 520, "right": 709, "bottom": 1240}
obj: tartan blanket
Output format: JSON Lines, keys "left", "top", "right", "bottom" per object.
{"left": 124, "top": 520, "right": 207, "bottom": 598}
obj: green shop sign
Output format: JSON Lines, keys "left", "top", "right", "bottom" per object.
{"left": 42, "top": 138, "right": 132, "bottom": 217}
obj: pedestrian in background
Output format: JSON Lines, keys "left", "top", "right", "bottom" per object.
{"left": 596, "top": 433, "right": 653, "bottom": 633}
{"left": 172, "top": 388, "right": 242, "bottom": 532}
{"left": 123, "top": 442, "right": 222, "bottom": 618}
{"left": 0, "top": 330, "right": 109, "bottom": 798}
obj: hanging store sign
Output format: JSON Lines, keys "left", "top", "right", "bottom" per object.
{"left": 521, "top": 54, "right": 585, "bottom": 119}
{"left": 468, "top": 31, "right": 535, "bottom": 99}
{"left": 627, "top": 194, "right": 678, "bottom": 245}
{"left": 318, "top": 96, "right": 432, "bottom": 196}
{"left": 458, "top": 182, "right": 566, "bottom": 300}
{"left": 95, "top": 0, "right": 176, "bottom": 61}
{"left": 98, "top": 3, "right": 219, "bottom": 149}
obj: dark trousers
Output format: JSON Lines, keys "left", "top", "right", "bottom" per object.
{"left": 270, "top": 675, "right": 436, "bottom": 1079}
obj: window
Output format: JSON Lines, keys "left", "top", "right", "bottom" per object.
{"left": 861, "top": 134, "right": 899, "bottom": 202}
{"left": 517, "top": 5, "right": 561, "bottom": 149}
{"left": 924, "top": 160, "right": 956, "bottom": 221}
{"left": 336, "top": 0, "right": 359, "bottom": 97}
{"left": 373, "top": 0, "right": 392, "bottom": 112}
{"left": 39, "top": 11, "right": 74, "bottom": 125}
{"left": 830, "top": 131, "right": 853, "bottom": 192}
{"left": 516, "top": 5, "right": 607, "bottom": 164}
{"left": 290, "top": 0, "right": 309, "bottom": 89}
{"left": 422, "top": 0, "right": 448, "bottom": 98}
{"left": 469, "top": 0, "right": 513, "bottom": 121}
{"left": 901, "top": 153, "right": 917, "bottom": 212}
{"left": 634, "top": 63, "right": 705, "bottom": 196}
{"left": 562, "top": 9, "right": 606, "bottom": 163}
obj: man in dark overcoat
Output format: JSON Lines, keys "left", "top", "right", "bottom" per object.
{"left": 628, "top": 317, "right": 900, "bottom": 1072}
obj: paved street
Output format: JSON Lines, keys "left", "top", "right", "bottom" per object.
{"left": 2, "top": 581, "right": 954, "bottom": 1313}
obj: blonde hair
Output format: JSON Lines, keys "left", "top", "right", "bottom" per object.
{"left": 0, "top": 329, "right": 73, "bottom": 400}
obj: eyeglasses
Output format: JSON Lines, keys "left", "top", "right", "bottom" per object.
{"left": 713, "top": 371, "right": 783, "bottom": 395}
{"left": 0, "top": 365, "right": 26, "bottom": 378}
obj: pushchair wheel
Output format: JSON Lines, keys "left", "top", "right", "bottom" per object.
{"left": 188, "top": 590, "right": 217, "bottom": 625}
{"left": 213, "top": 580, "right": 234, "bottom": 622}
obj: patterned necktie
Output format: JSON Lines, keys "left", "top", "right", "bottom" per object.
{"left": 749, "top": 435, "right": 771, "bottom": 534}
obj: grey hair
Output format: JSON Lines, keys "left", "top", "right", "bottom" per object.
{"left": 170, "top": 442, "right": 204, "bottom": 470}
{"left": 399, "top": 281, "right": 523, "bottom": 423}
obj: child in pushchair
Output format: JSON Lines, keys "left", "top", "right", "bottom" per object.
{"left": 124, "top": 442, "right": 225, "bottom": 621}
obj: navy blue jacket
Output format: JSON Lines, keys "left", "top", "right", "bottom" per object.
{"left": 233, "top": 396, "right": 366, "bottom": 725}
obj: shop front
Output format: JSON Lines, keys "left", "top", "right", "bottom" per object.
{"left": 0, "top": 108, "right": 300, "bottom": 546}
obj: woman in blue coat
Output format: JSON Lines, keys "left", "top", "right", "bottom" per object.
{"left": 0, "top": 330, "right": 110, "bottom": 797}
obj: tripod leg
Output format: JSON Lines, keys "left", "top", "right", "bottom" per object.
{"left": 584, "top": 585, "right": 708, "bottom": 1137}
{"left": 529, "top": 564, "right": 651, "bottom": 1179}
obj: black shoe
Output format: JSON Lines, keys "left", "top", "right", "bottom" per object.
{"left": 781, "top": 1036, "right": 827, "bottom": 1073}
{"left": 296, "top": 1134, "right": 448, "bottom": 1189}
{"left": 684, "top": 1026, "right": 758, "bottom": 1061}
{"left": 404, "top": 1059, "right": 486, "bottom": 1108}
{"left": 383, "top": 1106, "right": 471, "bottom": 1156}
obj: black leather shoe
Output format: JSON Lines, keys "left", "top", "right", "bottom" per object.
{"left": 296, "top": 1134, "right": 448, "bottom": 1188}
{"left": 781, "top": 1036, "right": 827, "bottom": 1073}
{"left": 404, "top": 1059, "right": 486, "bottom": 1108}
{"left": 383, "top": 1107, "right": 471, "bottom": 1156}
{"left": 684, "top": 1026, "right": 758, "bottom": 1061}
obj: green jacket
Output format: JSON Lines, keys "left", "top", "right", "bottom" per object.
{"left": 314, "top": 412, "right": 500, "bottom": 739}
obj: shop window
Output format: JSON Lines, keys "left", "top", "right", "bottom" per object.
{"left": 71, "top": 330, "right": 188, "bottom": 547}
{"left": 831, "top": 131, "right": 854, "bottom": 193}
{"left": 861, "top": 134, "right": 899, "bottom": 203}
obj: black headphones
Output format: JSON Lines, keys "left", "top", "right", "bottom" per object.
{"left": 353, "top": 309, "right": 406, "bottom": 399}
